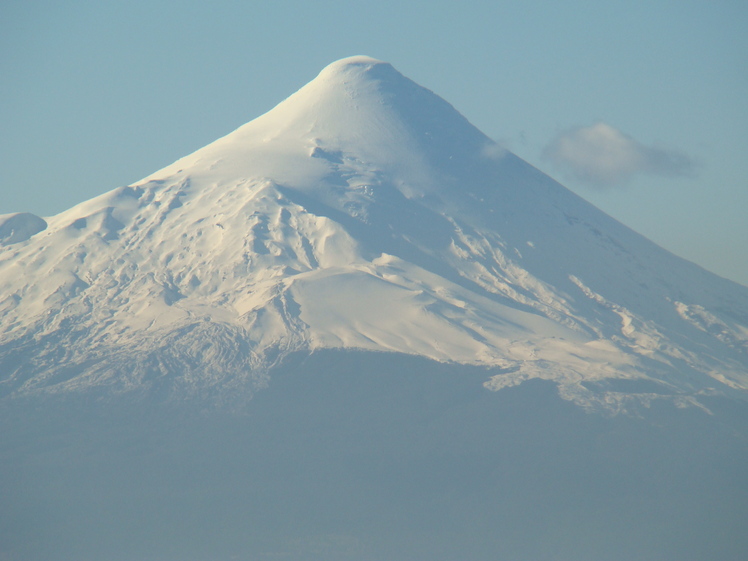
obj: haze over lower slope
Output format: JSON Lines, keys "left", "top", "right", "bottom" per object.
{"left": 0, "top": 56, "right": 747, "bottom": 412}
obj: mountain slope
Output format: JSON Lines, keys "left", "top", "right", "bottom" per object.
{"left": 1, "top": 56, "right": 747, "bottom": 411}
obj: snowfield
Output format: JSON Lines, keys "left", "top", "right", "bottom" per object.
{"left": 1, "top": 56, "right": 747, "bottom": 412}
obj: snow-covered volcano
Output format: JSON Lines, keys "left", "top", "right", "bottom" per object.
{"left": 1, "top": 56, "right": 747, "bottom": 411}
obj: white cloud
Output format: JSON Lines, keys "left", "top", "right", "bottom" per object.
{"left": 542, "top": 122, "right": 695, "bottom": 188}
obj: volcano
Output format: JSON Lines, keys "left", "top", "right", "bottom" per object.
{"left": 1, "top": 57, "right": 747, "bottom": 561}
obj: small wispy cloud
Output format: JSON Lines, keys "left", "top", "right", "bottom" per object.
{"left": 481, "top": 140, "right": 508, "bottom": 161}
{"left": 542, "top": 122, "right": 695, "bottom": 188}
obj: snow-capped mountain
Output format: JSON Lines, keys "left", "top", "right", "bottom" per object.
{"left": 1, "top": 55, "right": 747, "bottom": 411}
{"left": 4, "top": 56, "right": 748, "bottom": 561}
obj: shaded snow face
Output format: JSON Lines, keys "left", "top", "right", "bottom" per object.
{"left": 0, "top": 212, "right": 47, "bottom": 245}
{"left": 0, "top": 56, "right": 747, "bottom": 410}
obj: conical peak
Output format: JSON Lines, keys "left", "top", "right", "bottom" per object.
{"left": 311, "top": 56, "right": 411, "bottom": 91}
{"left": 141, "top": 56, "right": 495, "bottom": 194}
{"left": 316, "top": 55, "right": 390, "bottom": 78}
{"left": 242, "top": 56, "right": 409, "bottom": 131}
{"left": 261, "top": 56, "right": 492, "bottom": 167}
{"left": 294, "top": 55, "right": 411, "bottom": 109}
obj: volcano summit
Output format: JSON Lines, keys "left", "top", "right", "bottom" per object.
{"left": 1, "top": 57, "right": 747, "bottom": 561}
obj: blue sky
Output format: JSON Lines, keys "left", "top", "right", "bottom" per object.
{"left": 2, "top": 0, "right": 746, "bottom": 285}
